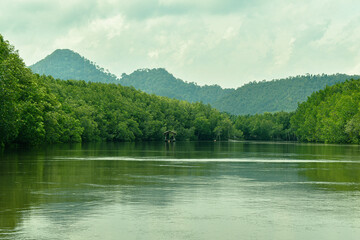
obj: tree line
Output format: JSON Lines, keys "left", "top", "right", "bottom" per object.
{"left": 1, "top": 34, "right": 243, "bottom": 148}
{"left": 291, "top": 79, "right": 360, "bottom": 143}
{"left": 2, "top": 33, "right": 360, "bottom": 148}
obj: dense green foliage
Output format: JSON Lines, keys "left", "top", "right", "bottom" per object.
{"left": 233, "top": 112, "right": 295, "bottom": 141}
{"left": 3, "top": 35, "right": 360, "bottom": 147}
{"left": 30, "top": 49, "right": 360, "bottom": 115}
{"left": 291, "top": 79, "right": 360, "bottom": 143}
{"left": 40, "top": 77, "right": 243, "bottom": 143}
{"left": 1, "top": 36, "right": 242, "bottom": 147}
{"left": 0, "top": 35, "right": 56, "bottom": 147}
{"left": 213, "top": 74, "right": 360, "bottom": 115}
{"left": 30, "top": 49, "right": 119, "bottom": 84}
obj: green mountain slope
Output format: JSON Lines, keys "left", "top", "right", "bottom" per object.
{"left": 30, "top": 49, "right": 360, "bottom": 115}
{"left": 30, "top": 49, "right": 234, "bottom": 105}
{"left": 120, "top": 68, "right": 234, "bottom": 104}
{"left": 1, "top": 35, "right": 240, "bottom": 148}
{"left": 30, "top": 49, "right": 119, "bottom": 84}
{"left": 213, "top": 74, "right": 360, "bottom": 115}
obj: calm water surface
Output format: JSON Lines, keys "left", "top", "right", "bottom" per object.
{"left": 1, "top": 141, "right": 360, "bottom": 240}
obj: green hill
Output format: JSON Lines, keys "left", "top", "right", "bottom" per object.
{"left": 120, "top": 68, "right": 234, "bottom": 105}
{"left": 30, "top": 49, "right": 360, "bottom": 115}
{"left": 213, "top": 74, "right": 360, "bottom": 115}
{"left": 1, "top": 35, "right": 241, "bottom": 148}
{"left": 30, "top": 49, "right": 234, "bottom": 105}
{"left": 30, "top": 49, "right": 120, "bottom": 84}
{"left": 4, "top": 34, "right": 360, "bottom": 146}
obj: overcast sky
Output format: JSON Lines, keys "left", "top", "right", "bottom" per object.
{"left": 1, "top": 0, "right": 360, "bottom": 88}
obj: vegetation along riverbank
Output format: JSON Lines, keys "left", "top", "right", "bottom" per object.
{"left": 1, "top": 34, "right": 360, "bottom": 149}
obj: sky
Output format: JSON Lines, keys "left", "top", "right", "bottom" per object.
{"left": 1, "top": 0, "right": 360, "bottom": 88}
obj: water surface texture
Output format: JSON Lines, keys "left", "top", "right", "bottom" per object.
{"left": 1, "top": 141, "right": 360, "bottom": 240}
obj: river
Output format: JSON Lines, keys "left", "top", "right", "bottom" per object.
{"left": 1, "top": 141, "right": 360, "bottom": 239}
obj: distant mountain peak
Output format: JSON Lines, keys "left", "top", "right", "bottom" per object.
{"left": 128, "top": 67, "right": 172, "bottom": 76}
{"left": 52, "top": 48, "right": 75, "bottom": 53}
{"left": 30, "top": 49, "right": 360, "bottom": 115}
{"left": 30, "top": 49, "right": 119, "bottom": 84}
{"left": 43, "top": 49, "right": 83, "bottom": 61}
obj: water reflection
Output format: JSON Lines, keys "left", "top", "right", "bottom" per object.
{"left": 1, "top": 141, "right": 360, "bottom": 239}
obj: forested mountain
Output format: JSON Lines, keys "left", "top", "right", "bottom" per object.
{"left": 30, "top": 49, "right": 234, "bottom": 105}
{"left": 120, "top": 68, "right": 234, "bottom": 104}
{"left": 213, "top": 74, "right": 360, "bottom": 115}
{"left": 1, "top": 35, "right": 242, "bottom": 148}
{"left": 291, "top": 79, "right": 360, "bottom": 144}
{"left": 3, "top": 34, "right": 360, "bottom": 146}
{"left": 30, "top": 49, "right": 360, "bottom": 115}
{"left": 30, "top": 49, "right": 119, "bottom": 84}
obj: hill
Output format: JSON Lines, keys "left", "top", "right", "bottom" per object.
{"left": 1, "top": 35, "right": 241, "bottom": 148}
{"left": 120, "top": 68, "right": 234, "bottom": 104}
{"left": 30, "top": 49, "right": 360, "bottom": 115}
{"left": 213, "top": 74, "right": 360, "bottom": 115}
{"left": 30, "top": 49, "right": 234, "bottom": 105}
{"left": 30, "top": 49, "right": 119, "bottom": 84}
{"left": 4, "top": 35, "right": 360, "bottom": 146}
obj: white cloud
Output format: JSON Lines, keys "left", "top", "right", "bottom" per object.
{"left": 274, "top": 37, "right": 296, "bottom": 67}
{"left": 89, "top": 15, "right": 127, "bottom": 39}
{"left": 148, "top": 50, "right": 159, "bottom": 59}
{"left": 1, "top": 0, "right": 360, "bottom": 87}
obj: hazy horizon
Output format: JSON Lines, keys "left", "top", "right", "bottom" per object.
{"left": 2, "top": 0, "right": 360, "bottom": 88}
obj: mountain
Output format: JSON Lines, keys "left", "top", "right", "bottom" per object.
{"left": 30, "top": 49, "right": 120, "bottom": 84}
{"left": 30, "top": 49, "right": 360, "bottom": 115}
{"left": 213, "top": 73, "right": 360, "bottom": 115}
{"left": 1, "top": 35, "right": 240, "bottom": 147}
{"left": 30, "top": 49, "right": 234, "bottom": 105}
{"left": 119, "top": 68, "right": 234, "bottom": 105}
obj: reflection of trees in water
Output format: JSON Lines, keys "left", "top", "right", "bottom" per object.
{"left": 0, "top": 150, "right": 42, "bottom": 231}
{"left": 264, "top": 143, "right": 360, "bottom": 191}
{"left": 1, "top": 142, "right": 360, "bottom": 234}
{"left": 0, "top": 142, "right": 216, "bottom": 232}
{"left": 284, "top": 143, "right": 360, "bottom": 191}
{"left": 298, "top": 162, "right": 360, "bottom": 191}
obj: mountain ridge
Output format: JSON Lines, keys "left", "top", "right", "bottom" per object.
{"left": 212, "top": 73, "right": 360, "bottom": 115}
{"left": 1, "top": 34, "right": 240, "bottom": 147}
{"left": 30, "top": 49, "right": 360, "bottom": 115}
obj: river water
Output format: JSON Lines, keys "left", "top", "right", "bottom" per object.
{"left": 1, "top": 141, "right": 360, "bottom": 240}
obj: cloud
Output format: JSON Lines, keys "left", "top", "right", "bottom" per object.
{"left": 89, "top": 15, "right": 127, "bottom": 39}
{"left": 1, "top": 0, "right": 360, "bottom": 88}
